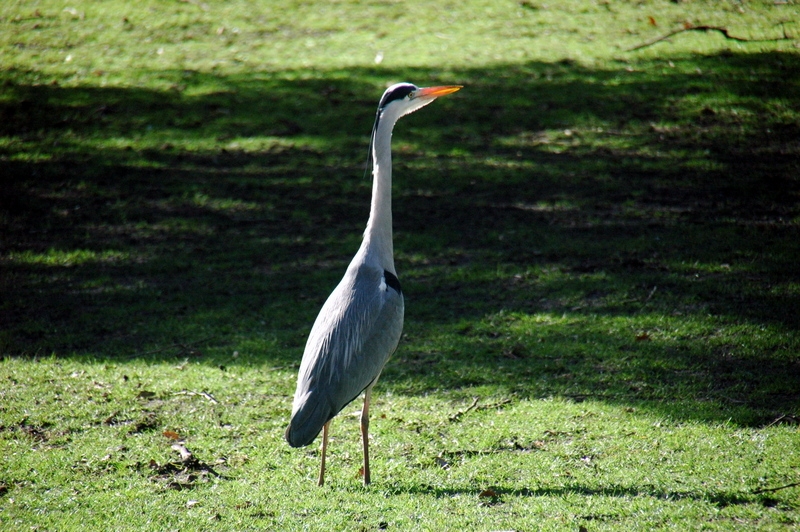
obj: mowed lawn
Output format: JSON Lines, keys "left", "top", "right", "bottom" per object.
{"left": 1, "top": 1, "right": 799, "bottom": 530}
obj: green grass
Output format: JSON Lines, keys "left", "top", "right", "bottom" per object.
{"left": 2, "top": 0, "right": 799, "bottom": 530}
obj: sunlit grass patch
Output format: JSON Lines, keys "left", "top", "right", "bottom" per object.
{"left": 189, "top": 192, "right": 261, "bottom": 213}
{"left": 6, "top": 248, "right": 131, "bottom": 267}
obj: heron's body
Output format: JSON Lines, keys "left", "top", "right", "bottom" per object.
{"left": 285, "top": 82, "right": 461, "bottom": 485}
{"left": 285, "top": 260, "right": 404, "bottom": 448}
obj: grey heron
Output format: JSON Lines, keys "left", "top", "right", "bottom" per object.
{"left": 285, "top": 82, "right": 462, "bottom": 486}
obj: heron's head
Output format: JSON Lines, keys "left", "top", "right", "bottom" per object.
{"left": 376, "top": 82, "right": 462, "bottom": 125}
{"left": 366, "top": 83, "right": 461, "bottom": 174}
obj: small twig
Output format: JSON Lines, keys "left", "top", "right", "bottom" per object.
{"left": 763, "top": 414, "right": 799, "bottom": 428}
{"left": 564, "top": 393, "right": 621, "bottom": 399}
{"left": 645, "top": 285, "right": 658, "bottom": 302}
{"left": 449, "top": 397, "right": 480, "bottom": 422}
{"left": 439, "top": 449, "right": 497, "bottom": 458}
{"left": 476, "top": 398, "right": 513, "bottom": 411}
{"left": 633, "top": 285, "right": 660, "bottom": 315}
{"left": 753, "top": 482, "right": 800, "bottom": 494}
{"left": 764, "top": 414, "right": 788, "bottom": 428}
{"left": 717, "top": 394, "right": 747, "bottom": 404}
{"left": 628, "top": 24, "right": 793, "bottom": 52}
{"left": 173, "top": 390, "right": 219, "bottom": 404}
{"left": 133, "top": 336, "right": 216, "bottom": 358}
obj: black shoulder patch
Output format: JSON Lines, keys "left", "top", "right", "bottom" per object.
{"left": 383, "top": 270, "right": 402, "bottom": 294}
{"left": 379, "top": 83, "right": 416, "bottom": 109}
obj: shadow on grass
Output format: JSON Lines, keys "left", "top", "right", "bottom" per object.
{"left": 1, "top": 51, "right": 799, "bottom": 426}
{"left": 383, "top": 481, "right": 759, "bottom": 510}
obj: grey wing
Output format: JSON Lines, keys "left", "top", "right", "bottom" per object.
{"left": 285, "top": 264, "right": 404, "bottom": 447}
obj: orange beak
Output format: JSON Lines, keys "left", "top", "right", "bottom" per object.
{"left": 411, "top": 85, "right": 463, "bottom": 99}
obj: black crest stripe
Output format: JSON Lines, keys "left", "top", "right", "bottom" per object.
{"left": 379, "top": 84, "right": 416, "bottom": 109}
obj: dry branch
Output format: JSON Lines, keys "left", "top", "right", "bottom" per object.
{"left": 172, "top": 390, "right": 220, "bottom": 404}
{"left": 449, "top": 397, "right": 513, "bottom": 422}
{"left": 449, "top": 397, "right": 480, "bottom": 422}
{"left": 628, "top": 24, "right": 794, "bottom": 52}
{"left": 753, "top": 482, "right": 800, "bottom": 494}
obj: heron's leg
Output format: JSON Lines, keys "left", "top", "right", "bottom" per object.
{"left": 317, "top": 420, "right": 331, "bottom": 487}
{"left": 361, "top": 385, "right": 373, "bottom": 485}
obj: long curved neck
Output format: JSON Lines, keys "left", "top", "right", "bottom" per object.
{"left": 361, "top": 115, "right": 397, "bottom": 273}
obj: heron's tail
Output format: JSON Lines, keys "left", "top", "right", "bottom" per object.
{"left": 285, "top": 397, "right": 332, "bottom": 448}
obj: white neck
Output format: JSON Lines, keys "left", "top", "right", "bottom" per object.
{"left": 360, "top": 113, "right": 397, "bottom": 273}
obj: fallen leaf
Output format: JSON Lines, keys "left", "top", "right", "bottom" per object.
{"left": 648, "top": 16, "right": 657, "bottom": 26}
{"left": 163, "top": 430, "right": 181, "bottom": 440}
{"left": 186, "top": 500, "right": 199, "bottom": 508}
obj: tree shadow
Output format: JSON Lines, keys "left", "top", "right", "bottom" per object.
{"left": 1, "top": 51, "right": 798, "bottom": 426}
